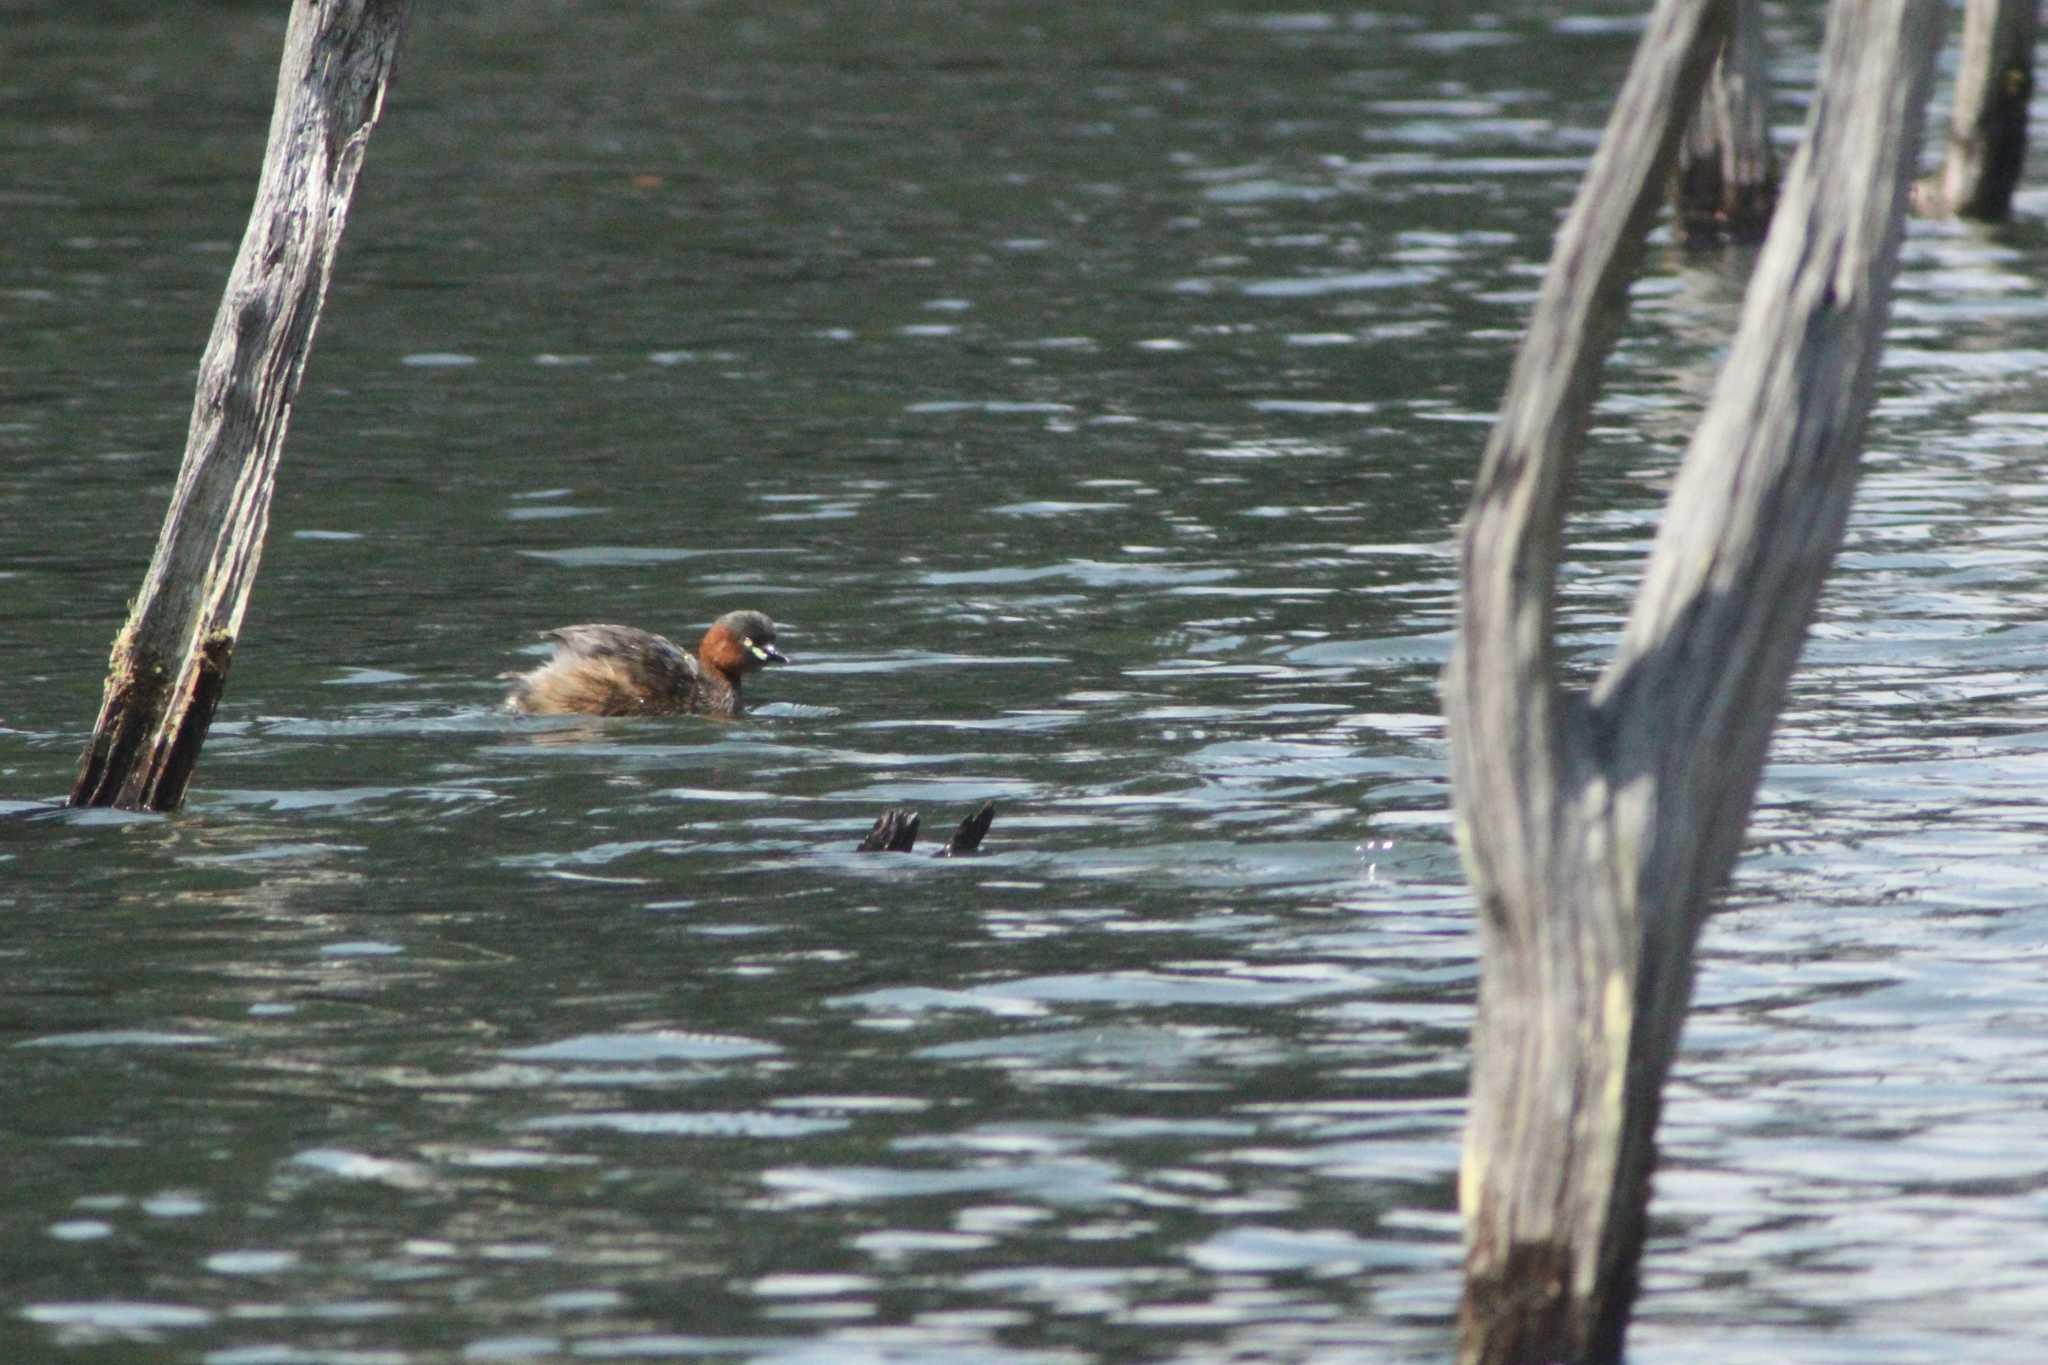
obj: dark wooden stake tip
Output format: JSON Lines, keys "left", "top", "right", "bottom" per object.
{"left": 857, "top": 807, "right": 921, "bottom": 853}
{"left": 938, "top": 800, "right": 996, "bottom": 857}
{"left": 855, "top": 801, "right": 997, "bottom": 856}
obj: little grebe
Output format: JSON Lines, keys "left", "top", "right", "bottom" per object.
{"left": 503, "top": 609, "right": 787, "bottom": 717}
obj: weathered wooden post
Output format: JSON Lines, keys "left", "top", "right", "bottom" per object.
{"left": 70, "top": 0, "right": 411, "bottom": 812}
{"left": 1672, "top": 0, "right": 1776, "bottom": 243}
{"left": 1443, "top": 0, "right": 1940, "bottom": 1360}
{"left": 1918, "top": 0, "right": 2036, "bottom": 219}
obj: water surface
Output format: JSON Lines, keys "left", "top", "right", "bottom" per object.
{"left": 7, "top": 3, "right": 2048, "bottom": 1361}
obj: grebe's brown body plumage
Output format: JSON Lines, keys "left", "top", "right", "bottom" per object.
{"left": 503, "top": 610, "right": 786, "bottom": 717}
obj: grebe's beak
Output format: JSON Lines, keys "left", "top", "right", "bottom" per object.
{"left": 746, "top": 639, "right": 789, "bottom": 665}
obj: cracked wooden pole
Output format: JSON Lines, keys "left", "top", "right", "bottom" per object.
{"left": 1672, "top": 0, "right": 1777, "bottom": 244}
{"left": 70, "top": 0, "right": 410, "bottom": 812}
{"left": 1917, "top": 0, "right": 2036, "bottom": 219}
{"left": 1444, "top": 0, "right": 1940, "bottom": 1360}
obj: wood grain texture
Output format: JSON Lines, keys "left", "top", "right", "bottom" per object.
{"left": 1446, "top": 1, "right": 1941, "bottom": 1359}
{"left": 72, "top": 0, "right": 410, "bottom": 811}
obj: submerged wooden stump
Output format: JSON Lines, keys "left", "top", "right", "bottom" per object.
{"left": 1445, "top": 0, "right": 1940, "bottom": 1359}
{"left": 70, "top": 0, "right": 410, "bottom": 812}
{"left": 858, "top": 808, "right": 923, "bottom": 853}
{"left": 856, "top": 802, "right": 996, "bottom": 856}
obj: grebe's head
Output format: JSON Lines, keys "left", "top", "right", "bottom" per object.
{"left": 703, "top": 610, "right": 788, "bottom": 675}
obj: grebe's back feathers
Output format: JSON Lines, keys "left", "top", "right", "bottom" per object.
{"left": 506, "top": 624, "right": 709, "bottom": 716}
{"left": 503, "top": 610, "right": 786, "bottom": 718}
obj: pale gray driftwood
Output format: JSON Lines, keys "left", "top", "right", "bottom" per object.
{"left": 1445, "top": 0, "right": 1941, "bottom": 1360}
{"left": 1918, "top": 0, "right": 2036, "bottom": 219}
{"left": 1673, "top": 0, "right": 1778, "bottom": 243}
{"left": 71, "top": 0, "right": 410, "bottom": 811}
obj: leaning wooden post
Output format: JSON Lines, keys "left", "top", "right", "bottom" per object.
{"left": 70, "top": 0, "right": 410, "bottom": 812}
{"left": 1444, "top": 0, "right": 1940, "bottom": 1360}
{"left": 1672, "top": 0, "right": 1777, "bottom": 244}
{"left": 1917, "top": 0, "right": 2036, "bottom": 219}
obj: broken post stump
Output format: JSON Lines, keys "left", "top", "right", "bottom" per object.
{"left": 858, "top": 807, "right": 923, "bottom": 853}
{"left": 938, "top": 800, "right": 995, "bottom": 856}
{"left": 1672, "top": 0, "right": 1777, "bottom": 243}
{"left": 70, "top": 0, "right": 410, "bottom": 812}
{"left": 1445, "top": 0, "right": 1940, "bottom": 1359}
{"left": 1917, "top": 0, "right": 2036, "bottom": 219}
{"left": 855, "top": 802, "right": 997, "bottom": 856}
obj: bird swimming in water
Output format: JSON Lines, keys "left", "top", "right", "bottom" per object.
{"left": 502, "top": 609, "right": 787, "bottom": 717}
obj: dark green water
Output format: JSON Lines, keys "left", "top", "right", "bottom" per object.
{"left": 7, "top": 3, "right": 2048, "bottom": 1361}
